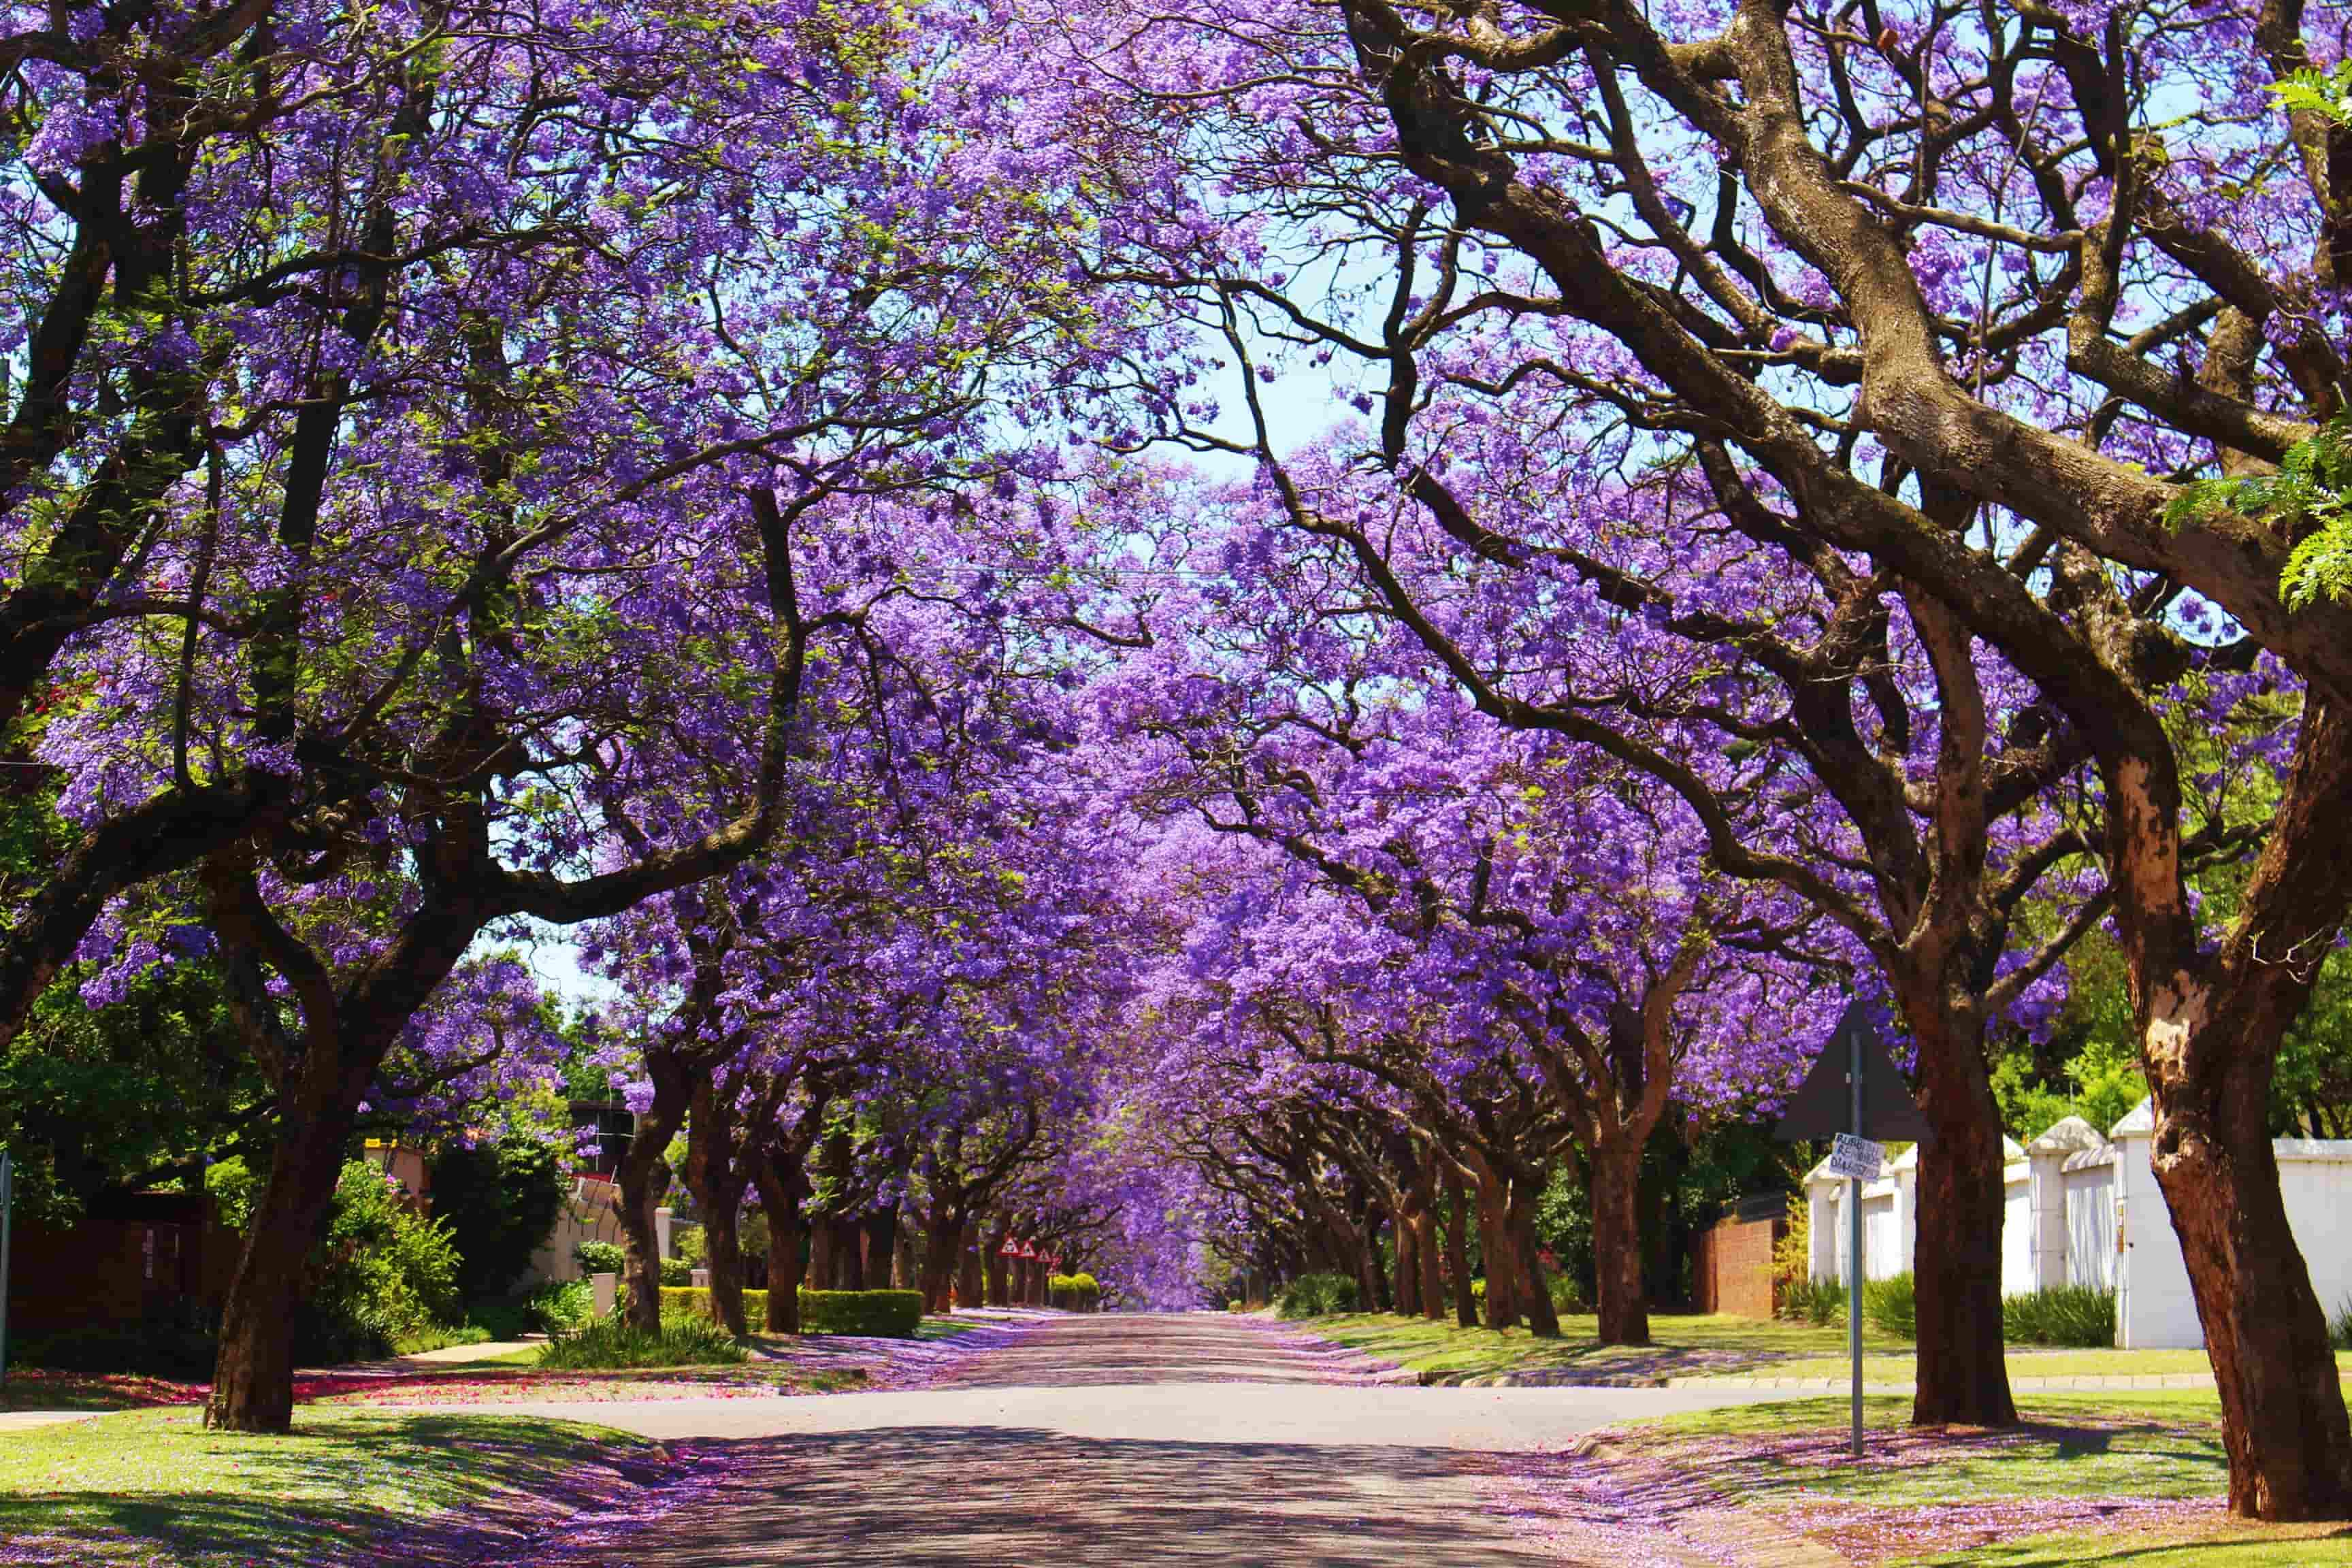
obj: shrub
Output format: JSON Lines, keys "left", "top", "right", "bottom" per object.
{"left": 659, "top": 1256, "right": 691, "bottom": 1286}
{"left": 427, "top": 1139, "right": 567, "bottom": 1302}
{"left": 1771, "top": 1207, "right": 1812, "bottom": 1309}
{"left": 1547, "top": 1274, "right": 1589, "bottom": 1315}
{"left": 2004, "top": 1286, "right": 2117, "bottom": 1348}
{"left": 532, "top": 1278, "right": 597, "bottom": 1335}
{"left": 2334, "top": 1298, "right": 2352, "bottom": 1353}
{"left": 209, "top": 1156, "right": 465, "bottom": 1363}
{"left": 1049, "top": 1273, "right": 1101, "bottom": 1312}
{"left": 574, "top": 1241, "right": 627, "bottom": 1277}
{"left": 799, "top": 1288, "right": 924, "bottom": 1337}
{"left": 304, "top": 1161, "right": 463, "bottom": 1362}
{"left": 1276, "top": 1272, "right": 1360, "bottom": 1320}
{"left": 659, "top": 1285, "right": 772, "bottom": 1326}
{"left": 1225, "top": 1299, "right": 1245, "bottom": 1313}
{"left": 1780, "top": 1274, "right": 1845, "bottom": 1328}
{"left": 540, "top": 1315, "right": 745, "bottom": 1369}
{"left": 1861, "top": 1272, "right": 1915, "bottom": 1339}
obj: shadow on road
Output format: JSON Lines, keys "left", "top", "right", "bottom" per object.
{"left": 542, "top": 1424, "right": 1563, "bottom": 1567}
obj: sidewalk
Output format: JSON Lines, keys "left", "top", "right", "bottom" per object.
{"left": 0, "top": 1411, "right": 99, "bottom": 1433}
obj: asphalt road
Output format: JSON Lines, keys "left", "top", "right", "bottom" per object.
{"left": 454, "top": 1313, "right": 1798, "bottom": 1567}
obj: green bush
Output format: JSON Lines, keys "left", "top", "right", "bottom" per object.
{"left": 207, "top": 1156, "right": 464, "bottom": 1363}
{"left": 1547, "top": 1274, "right": 1589, "bottom": 1315}
{"left": 1049, "top": 1273, "right": 1101, "bottom": 1312}
{"left": 427, "top": 1139, "right": 566, "bottom": 1302}
{"left": 1225, "top": 1299, "right": 1245, "bottom": 1312}
{"left": 1861, "top": 1272, "right": 1915, "bottom": 1339}
{"left": 659, "top": 1256, "right": 692, "bottom": 1286}
{"left": 2334, "top": 1297, "right": 2352, "bottom": 1353}
{"left": 799, "top": 1288, "right": 924, "bottom": 1337}
{"left": 574, "top": 1241, "right": 626, "bottom": 1277}
{"left": 656, "top": 1284, "right": 921, "bottom": 1337}
{"left": 1780, "top": 1274, "right": 1846, "bottom": 1327}
{"left": 2004, "top": 1286, "right": 2117, "bottom": 1348}
{"left": 1276, "top": 1272, "right": 1360, "bottom": 1319}
{"left": 539, "top": 1315, "right": 745, "bottom": 1369}
{"left": 659, "top": 1284, "right": 771, "bottom": 1325}
{"left": 532, "top": 1278, "right": 596, "bottom": 1335}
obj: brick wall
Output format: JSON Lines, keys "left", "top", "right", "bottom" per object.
{"left": 1697, "top": 1214, "right": 1782, "bottom": 1319}
{"left": 5, "top": 1192, "right": 233, "bottom": 1337}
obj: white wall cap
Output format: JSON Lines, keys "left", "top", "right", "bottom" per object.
{"left": 2029, "top": 1115, "right": 2109, "bottom": 1154}
{"left": 2110, "top": 1097, "right": 2156, "bottom": 1137}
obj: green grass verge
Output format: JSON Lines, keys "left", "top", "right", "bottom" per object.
{"left": 1610, "top": 1392, "right": 2228, "bottom": 1503}
{"left": 1297, "top": 1311, "right": 1911, "bottom": 1379}
{"left": 915, "top": 1316, "right": 990, "bottom": 1340}
{"left": 1602, "top": 1392, "right": 2352, "bottom": 1567}
{"left": 0, "top": 1406, "right": 647, "bottom": 1567}
{"left": 1294, "top": 1311, "right": 2352, "bottom": 1387}
{"left": 1757, "top": 1348, "right": 2352, "bottom": 1383}
{"left": 1904, "top": 1526, "right": 2352, "bottom": 1565}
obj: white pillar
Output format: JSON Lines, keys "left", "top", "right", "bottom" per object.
{"left": 655, "top": 1205, "right": 674, "bottom": 1260}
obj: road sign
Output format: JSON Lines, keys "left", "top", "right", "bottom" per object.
{"left": 1771, "top": 998, "right": 1925, "bottom": 1461}
{"left": 1827, "top": 1134, "right": 1885, "bottom": 1182}
{"left": 1774, "top": 1000, "right": 1928, "bottom": 1143}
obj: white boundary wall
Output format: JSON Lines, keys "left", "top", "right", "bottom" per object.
{"left": 1803, "top": 1101, "right": 2352, "bottom": 1349}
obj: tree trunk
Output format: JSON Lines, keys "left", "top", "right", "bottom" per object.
{"left": 612, "top": 1049, "right": 692, "bottom": 1332}
{"left": 861, "top": 1209, "right": 895, "bottom": 1290}
{"left": 808, "top": 1213, "right": 837, "bottom": 1293}
{"left": 2152, "top": 1090, "right": 2352, "bottom": 1518}
{"left": 751, "top": 1154, "right": 806, "bottom": 1335}
{"left": 1360, "top": 1211, "right": 1391, "bottom": 1312}
{"left": 1507, "top": 1177, "right": 1561, "bottom": 1339}
{"left": 840, "top": 1215, "right": 866, "bottom": 1290}
{"left": 1415, "top": 1209, "right": 1444, "bottom": 1322}
{"left": 957, "top": 1220, "right": 985, "bottom": 1309}
{"left": 2129, "top": 697, "right": 2352, "bottom": 1518}
{"left": 894, "top": 1226, "right": 919, "bottom": 1293}
{"left": 1391, "top": 1204, "right": 1420, "bottom": 1316}
{"left": 205, "top": 1123, "right": 348, "bottom": 1431}
{"left": 701, "top": 1195, "right": 749, "bottom": 1337}
{"left": 1473, "top": 1164, "right": 1514, "bottom": 1328}
{"left": 920, "top": 1206, "right": 961, "bottom": 1313}
{"left": 1904, "top": 990, "right": 2018, "bottom": 1428}
{"left": 984, "top": 1218, "right": 1010, "bottom": 1305}
{"left": 1443, "top": 1160, "right": 1477, "bottom": 1328}
{"left": 1589, "top": 1134, "right": 1650, "bottom": 1345}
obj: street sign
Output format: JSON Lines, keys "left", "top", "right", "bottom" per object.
{"left": 1772, "top": 998, "right": 1925, "bottom": 1461}
{"left": 1827, "top": 1134, "right": 1884, "bottom": 1182}
{"left": 1774, "top": 1000, "right": 1928, "bottom": 1143}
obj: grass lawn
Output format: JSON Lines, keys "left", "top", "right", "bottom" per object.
{"left": 1296, "top": 1311, "right": 1910, "bottom": 1380}
{"left": 1293, "top": 1311, "right": 2352, "bottom": 1388}
{"left": 1597, "top": 1392, "right": 2352, "bottom": 1566}
{"left": 916, "top": 1316, "right": 992, "bottom": 1340}
{"left": 1759, "top": 1348, "right": 2352, "bottom": 1384}
{"left": 0, "top": 1369, "right": 202, "bottom": 1411}
{"left": 0, "top": 1405, "right": 655, "bottom": 1567}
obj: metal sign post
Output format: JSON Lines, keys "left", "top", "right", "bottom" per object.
{"left": 1848, "top": 1024, "right": 1863, "bottom": 1460}
{"left": 1, "top": 1148, "right": 14, "bottom": 1395}
{"left": 1775, "top": 1000, "right": 1927, "bottom": 1467}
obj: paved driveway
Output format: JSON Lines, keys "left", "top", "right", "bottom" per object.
{"left": 458, "top": 1314, "right": 1797, "bottom": 1567}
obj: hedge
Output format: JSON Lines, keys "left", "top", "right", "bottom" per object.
{"left": 657, "top": 1284, "right": 922, "bottom": 1339}
{"left": 800, "top": 1289, "right": 924, "bottom": 1337}
{"left": 1048, "top": 1272, "right": 1100, "bottom": 1312}
{"left": 660, "top": 1285, "right": 770, "bottom": 1325}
